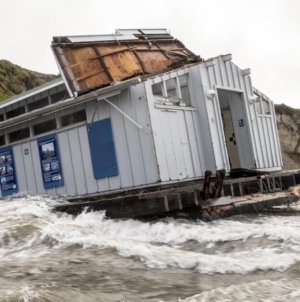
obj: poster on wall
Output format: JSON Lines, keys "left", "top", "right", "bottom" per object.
{"left": 0, "top": 146, "right": 18, "bottom": 196}
{"left": 37, "top": 133, "right": 64, "bottom": 189}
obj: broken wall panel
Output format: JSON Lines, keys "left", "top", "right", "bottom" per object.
{"left": 52, "top": 31, "right": 201, "bottom": 96}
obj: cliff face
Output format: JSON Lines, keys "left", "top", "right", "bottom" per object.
{"left": 0, "top": 60, "right": 58, "bottom": 102}
{"left": 275, "top": 104, "right": 300, "bottom": 170}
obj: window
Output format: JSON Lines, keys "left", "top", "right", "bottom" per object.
{"left": 28, "top": 97, "right": 49, "bottom": 112}
{"left": 0, "top": 114, "right": 4, "bottom": 122}
{"left": 152, "top": 74, "right": 191, "bottom": 106}
{"left": 61, "top": 110, "right": 87, "bottom": 127}
{"left": 51, "top": 90, "right": 68, "bottom": 104}
{"left": 6, "top": 106, "right": 26, "bottom": 119}
{"left": 33, "top": 119, "right": 57, "bottom": 135}
{"left": 262, "top": 98, "right": 271, "bottom": 114}
{"left": 9, "top": 128, "right": 30, "bottom": 143}
{"left": 254, "top": 94, "right": 262, "bottom": 114}
{"left": 254, "top": 93, "right": 271, "bottom": 115}
{"left": 178, "top": 75, "right": 191, "bottom": 106}
{"left": 166, "top": 78, "right": 178, "bottom": 103}
{"left": 0, "top": 135, "right": 5, "bottom": 146}
{"left": 152, "top": 83, "right": 164, "bottom": 99}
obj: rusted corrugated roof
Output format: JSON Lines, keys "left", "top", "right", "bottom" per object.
{"left": 51, "top": 29, "right": 201, "bottom": 97}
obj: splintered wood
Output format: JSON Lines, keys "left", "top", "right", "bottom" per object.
{"left": 52, "top": 33, "right": 200, "bottom": 95}
{"left": 289, "top": 185, "right": 300, "bottom": 196}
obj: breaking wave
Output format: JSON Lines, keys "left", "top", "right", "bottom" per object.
{"left": 180, "top": 278, "right": 300, "bottom": 302}
{"left": 2, "top": 196, "right": 300, "bottom": 301}
{"left": 1, "top": 196, "right": 300, "bottom": 276}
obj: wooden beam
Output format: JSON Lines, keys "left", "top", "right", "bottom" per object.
{"left": 92, "top": 46, "right": 113, "bottom": 82}
{"left": 100, "top": 46, "right": 137, "bottom": 57}
{"left": 75, "top": 69, "right": 107, "bottom": 82}
{"left": 213, "top": 169, "right": 226, "bottom": 198}
{"left": 202, "top": 171, "right": 212, "bottom": 200}
{"left": 137, "top": 184, "right": 201, "bottom": 199}
{"left": 64, "top": 46, "right": 138, "bottom": 70}
{"left": 132, "top": 49, "right": 148, "bottom": 73}
{"left": 154, "top": 42, "right": 172, "bottom": 59}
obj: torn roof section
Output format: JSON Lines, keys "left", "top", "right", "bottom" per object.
{"left": 51, "top": 29, "right": 201, "bottom": 97}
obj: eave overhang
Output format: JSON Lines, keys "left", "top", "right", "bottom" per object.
{"left": 0, "top": 77, "right": 141, "bottom": 131}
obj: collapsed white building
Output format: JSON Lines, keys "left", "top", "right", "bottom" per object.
{"left": 0, "top": 29, "right": 281, "bottom": 197}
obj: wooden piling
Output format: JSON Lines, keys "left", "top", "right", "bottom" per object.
{"left": 213, "top": 169, "right": 226, "bottom": 198}
{"left": 202, "top": 170, "right": 212, "bottom": 200}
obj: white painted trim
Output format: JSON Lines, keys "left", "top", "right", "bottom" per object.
{"left": 0, "top": 116, "right": 39, "bottom": 130}
{"left": 214, "top": 85, "right": 244, "bottom": 94}
{"left": 256, "top": 167, "right": 282, "bottom": 172}
{"left": 154, "top": 104, "right": 196, "bottom": 111}
{"left": 9, "top": 121, "right": 87, "bottom": 148}
{"left": 151, "top": 69, "right": 189, "bottom": 84}
{"left": 257, "top": 114, "right": 272, "bottom": 118}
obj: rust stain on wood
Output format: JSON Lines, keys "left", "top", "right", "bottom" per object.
{"left": 202, "top": 170, "right": 212, "bottom": 200}
{"left": 213, "top": 169, "right": 226, "bottom": 198}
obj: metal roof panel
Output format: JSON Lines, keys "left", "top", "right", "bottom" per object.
{"left": 66, "top": 34, "right": 138, "bottom": 43}
{"left": 0, "top": 78, "right": 64, "bottom": 110}
{"left": 116, "top": 29, "right": 169, "bottom": 35}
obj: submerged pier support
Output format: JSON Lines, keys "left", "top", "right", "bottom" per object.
{"left": 52, "top": 170, "right": 300, "bottom": 221}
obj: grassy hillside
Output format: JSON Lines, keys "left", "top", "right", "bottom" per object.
{"left": 0, "top": 60, "right": 58, "bottom": 102}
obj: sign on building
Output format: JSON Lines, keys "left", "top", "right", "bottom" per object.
{"left": 37, "top": 133, "right": 64, "bottom": 189}
{"left": 0, "top": 146, "right": 18, "bottom": 196}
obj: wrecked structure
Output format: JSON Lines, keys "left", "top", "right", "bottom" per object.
{"left": 0, "top": 29, "right": 284, "bottom": 212}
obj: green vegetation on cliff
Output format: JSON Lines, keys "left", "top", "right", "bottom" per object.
{"left": 0, "top": 60, "right": 57, "bottom": 102}
{"left": 275, "top": 103, "right": 300, "bottom": 125}
{"left": 275, "top": 104, "right": 300, "bottom": 170}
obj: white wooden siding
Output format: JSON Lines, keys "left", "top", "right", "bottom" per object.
{"left": 195, "top": 56, "right": 282, "bottom": 172}
{"left": 1, "top": 57, "right": 282, "bottom": 197}
{"left": 5, "top": 85, "right": 159, "bottom": 196}
{"left": 145, "top": 69, "right": 206, "bottom": 182}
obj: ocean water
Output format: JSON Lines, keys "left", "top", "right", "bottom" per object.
{"left": 1, "top": 195, "right": 300, "bottom": 302}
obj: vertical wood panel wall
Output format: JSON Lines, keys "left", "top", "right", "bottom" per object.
{"left": 6, "top": 85, "right": 159, "bottom": 197}
{"left": 253, "top": 88, "right": 283, "bottom": 168}
{"left": 145, "top": 69, "right": 206, "bottom": 182}
{"left": 0, "top": 58, "right": 282, "bottom": 197}
{"left": 195, "top": 56, "right": 282, "bottom": 171}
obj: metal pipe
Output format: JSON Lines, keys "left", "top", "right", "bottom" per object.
{"left": 102, "top": 98, "right": 143, "bottom": 129}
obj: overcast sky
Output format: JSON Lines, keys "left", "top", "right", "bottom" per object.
{"left": 1, "top": 0, "right": 299, "bottom": 108}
